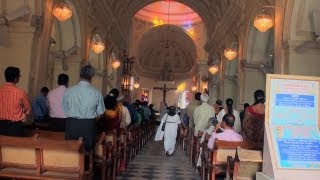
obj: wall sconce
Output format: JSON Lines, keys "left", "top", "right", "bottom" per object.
{"left": 191, "top": 86, "right": 197, "bottom": 92}
{"left": 254, "top": 8, "right": 273, "bottom": 32}
{"left": 92, "top": 34, "right": 105, "bottom": 54}
{"left": 52, "top": 0, "right": 72, "bottom": 21}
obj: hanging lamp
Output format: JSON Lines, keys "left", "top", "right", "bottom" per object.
{"left": 92, "top": 35, "right": 105, "bottom": 54}
{"left": 224, "top": 48, "right": 237, "bottom": 60}
{"left": 191, "top": 86, "right": 197, "bottom": 92}
{"left": 254, "top": 9, "right": 273, "bottom": 32}
{"left": 52, "top": 1, "right": 72, "bottom": 21}
{"left": 208, "top": 65, "right": 219, "bottom": 75}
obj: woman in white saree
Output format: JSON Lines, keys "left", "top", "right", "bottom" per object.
{"left": 155, "top": 106, "right": 181, "bottom": 156}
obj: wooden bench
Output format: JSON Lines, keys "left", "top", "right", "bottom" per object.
{"left": 0, "top": 135, "right": 84, "bottom": 180}
{"left": 32, "top": 129, "right": 93, "bottom": 177}
{"left": 210, "top": 140, "right": 255, "bottom": 180}
{"left": 189, "top": 128, "right": 195, "bottom": 164}
{"left": 200, "top": 133, "right": 211, "bottom": 180}
{"left": 227, "top": 147, "right": 263, "bottom": 180}
{"left": 95, "top": 130, "right": 117, "bottom": 180}
{"left": 33, "top": 129, "right": 65, "bottom": 140}
{"left": 195, "top": 131, "right": 204, "bottom": 168}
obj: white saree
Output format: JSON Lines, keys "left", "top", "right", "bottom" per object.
{"left": 154, "top": 113, "right": 181, "bottom": 155}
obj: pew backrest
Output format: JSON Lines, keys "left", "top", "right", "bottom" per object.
{"left": 233, "top": 148, "right": 263, "bottom": 180}
{"left": 0, "top": 135, "right": 84, "bottom": 180}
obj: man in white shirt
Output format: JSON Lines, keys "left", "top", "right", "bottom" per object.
{"left": 193, "top": 94, "right": 215, "bottom": 136}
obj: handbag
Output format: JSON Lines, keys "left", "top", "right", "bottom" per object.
{"left": 161, "top": 115, "right": 168, "bottom": 131}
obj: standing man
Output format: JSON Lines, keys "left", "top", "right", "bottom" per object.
{"left": 47, "top": 73, "right": 69, "bottom": 131}
{"left": 63, "top": 65, "right": 105, "bottom": 151}
{"left": 141, "top": 101, "right": 151, "bottom": 122}
{"left": 193, "top": 94, "right": 215, "bottom": 136}
{"left": 186, "top": 92, "right": 201, "bottom": 131}
{"left": 32, "top": 86, "right": 49, "bottom": 123}
{"left": 0, "top": 66, "right": 31, "bottom": 136}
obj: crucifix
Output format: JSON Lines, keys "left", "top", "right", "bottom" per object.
{"left": 153, "top": 84, "right": 176, "bottom": 103}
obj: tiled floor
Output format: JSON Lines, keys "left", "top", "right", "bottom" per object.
{"left": 117, "top": 139, "right": 201, "bottom": 180}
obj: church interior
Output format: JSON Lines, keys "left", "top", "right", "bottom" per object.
{"left": 0, "top": 0, "right": 320, "bottom": 179}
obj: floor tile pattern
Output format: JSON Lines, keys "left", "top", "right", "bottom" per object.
{"left": 117, "top": 139, "right": 201, "bottom": 180}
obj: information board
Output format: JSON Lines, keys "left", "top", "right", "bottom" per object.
{"left": 263, "top": 74, "right": 320, "bottom": 180}
{"left": 269, "top": 78, "right": 319, "bottom": 169}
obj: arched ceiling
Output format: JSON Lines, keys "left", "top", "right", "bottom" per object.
{"left": 91, "top": 0, "right": 239, "bottom": 37}
{"left": 136, "top": 25, "right": 196, "bottom": 80}
{"left": 135, "top": 1, "right": 202, "bottom": 25}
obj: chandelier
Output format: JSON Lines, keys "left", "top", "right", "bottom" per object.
{"left": 254, "top": 10, "right": 273, "bottom": 32}
{"left": 208, "top": 65, "right": 219, "bottom": 75}
{"left": 133, "top": 82, "right": 140, "bottom": 89}
{"left": 133, "top": 76, "right": 140, "bottom": 89}
{"left": 110, "top": 52, "right": 120, "bottom": 69}
{"left": 111, "top": 59, "right": 121, "bottom": 69}
{"left": 224, "top": 48, "right": 237, "bottom": 60}
{"left": 92, "top": 42, "right": 105, "bottom": 54}
{"left": 191, "top": 86, "right": 197, "bottom": 92}
{"left": 52, "top": 1, "right": 72, "bottom": 21}
{"left": 92, "top": 35, "right": 105, "bottom": 54}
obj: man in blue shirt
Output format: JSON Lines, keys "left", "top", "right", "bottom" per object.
{"left": 62, "top": 65, "right": 105, "bottom": 151}
{"left": 32, "top": 87, "right": 49, "bottom": 123}
{"left": 141, "top": 101, "right": 151, "bottom": 122}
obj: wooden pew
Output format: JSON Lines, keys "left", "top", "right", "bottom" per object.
{"left": 126, "top": 126, "right": 134, "bottom": 163}
{"left": 95, "top": 130, "right": 117, "bottom": 180}
{"left": 95, "top": 131, "right": 113, "bottom": 180}
{"left": 195, "top": 131, "right": 204, "bottom": 168}
{"left": 201, "top": 133, "right": 211, "bottom": 180}
{"left": 117, "top": 128, "right": 128, "bottom": 174}
{"left": 0, "top": 135, "right": 84, "bottom": 180}
{"left": 32, "top": 130, "right": 93, "bottom": 177}
{"left": 189, "top": 128, "right": 195, "bottom": 164}
{"left": 210, "top": 140, "right": 254, "bottom": 180}
{"left": 33, "top": 129, "right": 65, "bottom": 140}
{"left": 227, "top": 147, "right": 263, "bottom": 180}
{"left": 184, "top": 127, "right": 190, "bottom": 156}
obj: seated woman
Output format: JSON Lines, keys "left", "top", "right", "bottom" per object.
{"left": 242, "top": 90, "right": 265, "bottom": 146}
{"left": 217, "top": 98, "right": 241, "bottom": 134}
{"left": 99, "top": 89, "right": 121, "bottom": 131}
{"left": 208, "top": 113, "right": 243, "bottom": 150}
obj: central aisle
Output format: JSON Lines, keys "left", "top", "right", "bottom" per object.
{"left": 117, "top": 138, "right": 200, "bottom": 180}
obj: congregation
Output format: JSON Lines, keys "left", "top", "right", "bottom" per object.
{"left": 0, "top": 65, "right": 158, "bottom": 179}
{"left": 0, "top": 64, "right": 265, "bottom": 180}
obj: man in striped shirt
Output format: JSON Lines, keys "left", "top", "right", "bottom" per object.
{"left": 0, "top": 66, "right": 31, "bottom": 136}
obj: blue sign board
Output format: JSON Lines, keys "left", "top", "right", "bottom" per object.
{"left": 270, "top": 79, "right": 320, "bottom": 169}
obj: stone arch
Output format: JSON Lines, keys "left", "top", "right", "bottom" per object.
{"left": 239, "top": 4, "right": 274, "bottom": 104}
{"left": 128, "top": 0, "right": 208, "bottom": 26}
{"left": 134, "top": 24, "right": 197, "bottom": 80}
